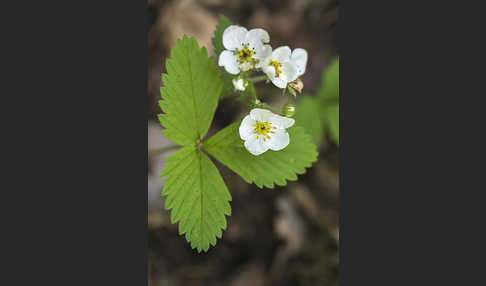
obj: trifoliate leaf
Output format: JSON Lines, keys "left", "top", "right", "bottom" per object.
{"left": 203, "top": 122, "right": 319, "bottom": 188}
{"left": 158, "top": 35, "right": 223, "bottom": 146}
{"left": 211, "top": 14, "right": 232, "bottom": 56}
{"left": 295, "top": 96, "right": 324, "bottom": 142}
{"left": 158, "top": 36, "right": 228, "bottom": 251}
{"left": 161, "top": 146, "right": 232, "bottom": 252}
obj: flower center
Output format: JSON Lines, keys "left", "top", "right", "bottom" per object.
{"left": 253, "top": 121, "right": 277, "bottom": 141}
{"left": 269, "top": 60, "right": 283, "bottom": 77}
{"left": 236, "top": 45, "right": 254, "bottom": 64}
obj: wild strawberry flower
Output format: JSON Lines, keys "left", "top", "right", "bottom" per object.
{"left": 232, "top": 78, "right": 247, "bottom": 91}
{"left": 239, "top": 108, "right": 295, "bottom": 156}
{"left": 261, "top": 46, "right": 308, "bottom": 89}
{"left": 218, "top": 25, "right": 271, "bottom": 75}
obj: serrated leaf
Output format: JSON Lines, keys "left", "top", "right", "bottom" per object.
{"left": 158, "top": 35, "right": 223, "bottom": 146}
{"left": 203, "top": 121, "right": 319, "bottom": 189}
{"left": 295, "top": 96, "right": 324, "bottom": 142}
{"left": 212, "top": 15, "right": 232, "bottom": 56}
{"left": 161, "top": 146, "right": 232, "bottom": 252}
{"left": 158, "top": 36, "right": 229, "bottom": 251}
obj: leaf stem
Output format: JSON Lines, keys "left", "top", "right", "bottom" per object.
{"left": 248, "top": 75, "right": 268, "bottom": 83}
{"left": 261, "top": 103, "right": 281, "bottom": 113}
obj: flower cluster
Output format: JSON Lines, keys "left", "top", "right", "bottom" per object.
{"left": 218, "top": 25, "right": 306, "bottom": 156}
{"left": 218, "top": 25, "right": 308, "bottom": 90}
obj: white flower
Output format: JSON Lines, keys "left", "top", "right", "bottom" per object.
{"left": 232, "top": 78, "right": 247, "bottom": 91}
{"left": 239, "top": 108, "right": 295, "bottom": 156}
{"left": 290, "top": 48, "right": 308, "bottom": 78}
{"left": 261, "top": 46, "right": 308, "bottom": 89}
{"left": 218, "top": 25, "right": 271, "bottom": 75}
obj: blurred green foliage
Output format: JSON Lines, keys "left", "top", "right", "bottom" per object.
{"left": 295, "top": 57, "right": 339, "bottom": 145}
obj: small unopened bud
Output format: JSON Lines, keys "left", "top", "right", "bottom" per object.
{"left": 283, "top": 104, "right": 296, "bottom": 117}
{"left": 289, "top": 78, "right": 304, "bottom": 94}
{"left": 232, "top": 78, "right": 248, "bottom": 91}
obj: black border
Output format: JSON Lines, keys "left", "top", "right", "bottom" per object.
{"left": 6, "top": 0, "right": 474, "bottom": 284}
{"left": 5, "top": 1, "right": 148, "bottom": 284}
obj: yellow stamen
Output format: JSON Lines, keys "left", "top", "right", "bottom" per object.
{"left": 269, "top": 60, "right": 283, "bottom": 77}
{"left": 254, "top": 121, "right": 274, "bottom": 140}
{"left": 235, "top": 44, "right": 254, "bottom": 64}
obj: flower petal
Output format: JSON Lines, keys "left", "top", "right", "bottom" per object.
{"left": 271, "top": 77, "right": 287, "bottom": 89}
{"left": 267, "top": 129, "right": 290, "bottom": 151}
{"left": 272, "top": 46, "right": 291, "bottom": 63}
{"left": 270, "top": 114, "right": 295, "bottom": 129}
{"left": 246, "top": 28, "right": 270, "bottom": 44}
{"left": 262, "top": 65, "right": 276, "bottom": 79}
{"left": 281, "top": 61, "right": 298, "bottom": 83}
{"left": 250, "top": 108, "right": 273, "bottom": 122}
{"left": 253, "top": 44, "right": 272, "bottom": 61}
{"left": 222, "top": 25, "right": 247, "bottom": 50}
{"left": 218, "top": 50, "right": 240, "bottom": 75}
{"left": 239, "top": 115, "right": 256, "bottom": 140}
{"left": 291, "top": 48, "right": 308, "bottom": 77}
{"left": 244, "top": 134, "right": 269, "bottom": 155}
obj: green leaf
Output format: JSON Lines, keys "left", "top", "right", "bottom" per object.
{"left": 158, "top": 36, "right": 228, "bottom": 251}
{"left": 326, "top": 104, "right": 339, "bottom": 145}
{"left": 317, "top": 57, "right": 339, "bottom": 145}
{"left": 220, "top": 72, "right": 236, "bottom": 99}
{"left": 211, "top": 15, "right": 232, "bottom": 56}
{"left": 158, "top": 35, "right": 223, "bottom": 146}
{"left": 318, "top": 57, "right": 339, "bottom": 103}
{"left": 161, "top": 146, "right": 232, "bottom": 252}
{"left": 203, "top": 122, "right": 319, "bottom": 189}
{"left": 295, "top": 96, "right": 324, "bottom": 142}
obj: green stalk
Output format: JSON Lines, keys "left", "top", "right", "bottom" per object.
{"left": 247, "top": 75, "right": 268, "bottom": 83}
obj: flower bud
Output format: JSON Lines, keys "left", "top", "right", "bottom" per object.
{"left": 232, "top": 78, "right": 248, "bottom": 91}
{"left": 283, "top": 104, "right": 296, "bottom": 117}
{"left": 289, "top": 78, "right": 304, "bottom": 94}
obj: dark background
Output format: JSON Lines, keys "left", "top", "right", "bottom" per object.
{"left": 3, "top": 1, "right": 480, "bottom": 285}
{"left": 147, "top": 0, "right": 339, "bottom": 285}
